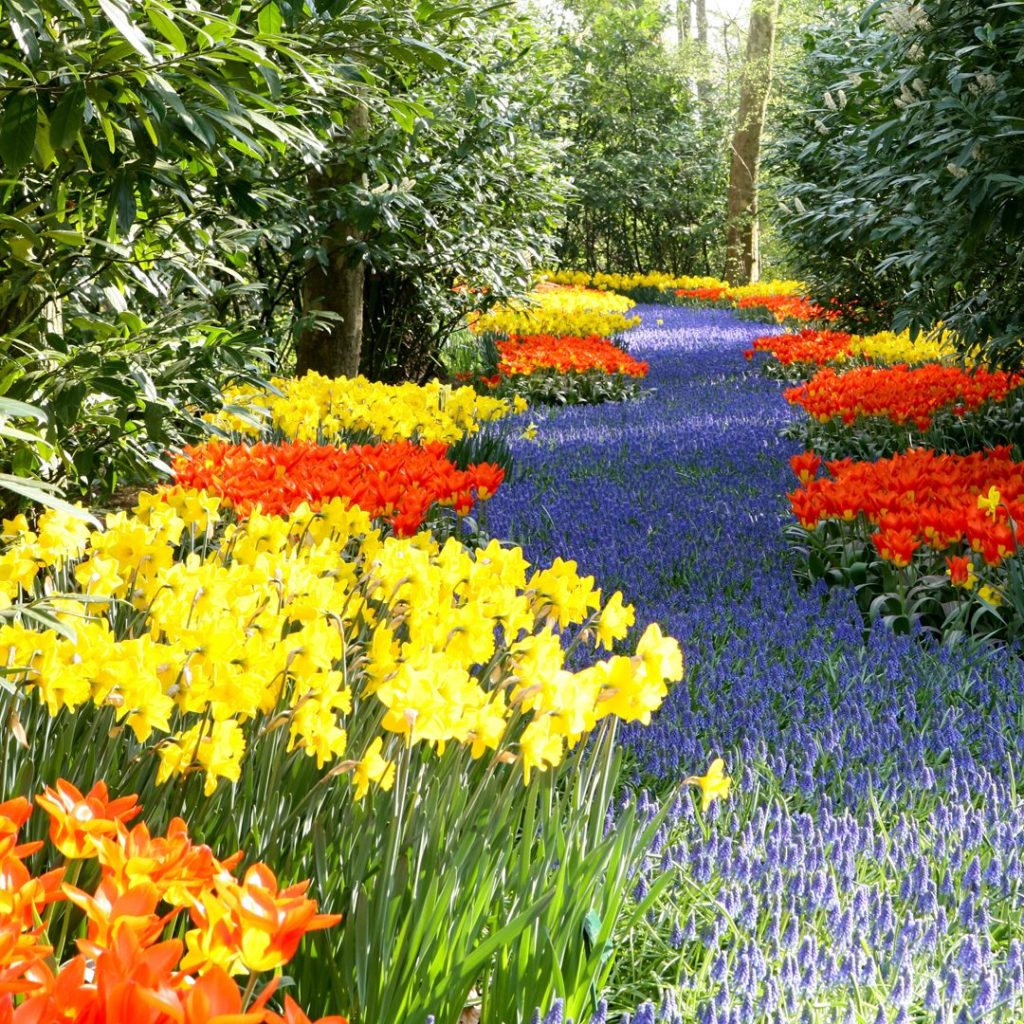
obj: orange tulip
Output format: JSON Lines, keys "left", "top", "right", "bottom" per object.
{"left": 220, "top": 865, "right": 341, "bottom": 973}
{"left": 266, "top": 995, "right": 349, "bottom": 1024}
{"left": 789, "top": 446, "right": 1024, "bottom": 570}
{"left": 35, "top": 779, "right": 140, "bottom": 859}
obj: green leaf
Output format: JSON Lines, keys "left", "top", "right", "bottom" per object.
{"left": 0, "top": 474, "right": 98, "bottom": 525}
{"left": 146, "top": 8, "right": 188, "bottom": 52}
{"left": 0, "top": 396, "right": 47, "bottom": 422}
{"left": 258, "top": 2, "right": 283, "bottom": 35}
{"left": 0, "top": 90, "right": 38, "bottom": 173}
{"left": 98, "top": 0, "right": 154, "bottom": 57}
{"left": 112, "top": 173, "right": 137, "bottom": 234}
{"left": 43, "top": 229, "right": 86, "bottom": 247}
{"left": 49, "top": 84, "right": 86, "bottom": 150}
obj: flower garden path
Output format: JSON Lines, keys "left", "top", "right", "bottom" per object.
{"left": 488, "top": 305, "right": 1024, "bottom": 1019}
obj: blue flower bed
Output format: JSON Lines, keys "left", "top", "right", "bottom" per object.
{"left": 488, "top": 305, "right": 1024, "bottom": 1023}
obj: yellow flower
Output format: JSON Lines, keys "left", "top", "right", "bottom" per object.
{"left": 849, "top": 326, "right": 961, "bottom": 365}
{"left": 157, "top": 720, "right": 246, "bottom": 796}
{"left": 977, "top": 486, "right": 1001, "bottom": 519}
{"left": 595, "top": 590, "right": 635, "bottom": 650}
{"left": 519, "top": 714, "right": 565, "bottom": 783}
{"left": 636, "top": 622, "right": 684, "bottom": 683}
{"left": 352, "top": 737, "right": 395, "bottom": 801}
{"left": 978, "top": 584, "right": 1003, "bottom": 607}
{"left": 521, "top": 422, "right": 539, "bottom": 441}
{"left": 33, "top": 507, "right": 92, "bottom": 566}
{"left": 1, "top": 513, "right": 34, "bottom": 543}
{"left": 684, "top": 757, "right": 731, "bottom": 812}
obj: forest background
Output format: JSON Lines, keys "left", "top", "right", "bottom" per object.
{"left": 0, "top": 0, "right": 1021, "bottom": 512}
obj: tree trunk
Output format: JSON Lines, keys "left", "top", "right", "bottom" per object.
{"left": 694, "top": 0, "right": 711, "bottom": 107}
{"left": 676, "top": 0, "right": 690, "bottom": 40}
{"left": 724, "top": 0, "right": 779, "bottom": 285}
{"left": 296, "top": 102, "right": 369, "bottom": 379}
{"left": 695, "top": 0, "right": 707, "bottom": 45}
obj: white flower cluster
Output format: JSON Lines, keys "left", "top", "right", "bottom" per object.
{"left": 882, "top": 1, "right": 930, "bottom": 33}
{"left": 968, "top": 72, "right": 998, "bottom": 95}
{"left": 895, "top": 77, "right": 928, "bottom": 109}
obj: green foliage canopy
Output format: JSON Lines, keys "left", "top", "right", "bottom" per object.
{"left": 772, "top": 0, "right": 1024, "bottom": 365}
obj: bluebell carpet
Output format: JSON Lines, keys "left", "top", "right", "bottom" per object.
{"left": 488, "top": 306, "right": 1024, "bottom": 1024}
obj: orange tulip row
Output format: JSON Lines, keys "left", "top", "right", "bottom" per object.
{"left": 744, "top": 329, "right": 853, "bottom": 365}
{"left": 171, "top": 439, "right": 504, "bottom": 537}
{"left": 496, "top": 334, "right": 649, "bottom": 378}
{"left": 788, "top": 447, "right": 1022, "bottom": 568}
{"left": 736, "top": 294, "right": 838, "bottom": 324}
{"left": 784, "top": 364, "right": 1024, "bottom": 431}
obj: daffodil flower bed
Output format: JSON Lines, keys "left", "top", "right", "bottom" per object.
{"left": 206, "top": 372, "right": 521, "bottom": 445}
{"left": 0, "top": 496, "right": 681, "bottom": 799}
{"left": 469, "top": 283, "right": 641, "bottom": 339}
{"left": 541, "top": 269, "right": 835, "bottom": 325}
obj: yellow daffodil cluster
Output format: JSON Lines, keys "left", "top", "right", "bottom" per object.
{"left": 206, "top": 372, "right": 521, "bottom": 445}
{"left": 543, "top": 270, "right": 808, "bottom": 301}
{"left": 469, "top": 285, "right": 641, "bottom": 339}
{"left": 725, "top": 280, "right": 807, "bottom": 302}
{"left": 0, "top": 496, "right": 682, "bottom": 798}
{"left": 542, "top": 270, "right": 726, "bottom": 293}
{"left": 849, "top": 326, "right": 965, "bottom": 365}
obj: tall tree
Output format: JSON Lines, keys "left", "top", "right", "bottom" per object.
{"left": 677, "top": 0, "right": 691, "bottom": 40}
{"left": 724, "top": 0, "right": 779, "bottom": 283}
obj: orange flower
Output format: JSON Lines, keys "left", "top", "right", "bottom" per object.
{"left": 789, "top": 446, "right": 1024, "bottom": 568}
{"left": 66, "top": 878, "right": 169, "bottom": 951}
{"left": 219, "top": 865, "right": 341, "bottom": 974}
{"left": 94, "top": 816, "right": 240, "bottom": 908}
{"left": 0, "top": 799, "right": 41, "bottom": 860}
{"left": 872, "top": 527, "right": 920, "bottom": 567}
{"left": 4, "top": 780, "right": 343, "bottom": 1024}
{"left": 946, "top": 554, "right": 977, "bottom": 588}
{"left": 266, "top": 995, "right": 349, "bottom": 1024}
{"left": 35, "top": 780, "right": 140, "bottom": 859}
{"left": 185, "top": 865, "right": 340, "bottom": 976}
{"left": 675, "top": 286, "right": 729, "bottom": 303}
{"left": 737, "top": 294, "right": 837, "bottom": 323}
{"left": 789, "top": 452, "right": 822, "bottom": 486}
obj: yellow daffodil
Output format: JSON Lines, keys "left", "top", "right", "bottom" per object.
{"left": 978, "top": 486, "right": 1002, "bottom": 519}
{"left": 0, "top": 473, "right": 682, "bottom": 802}
{"left": 352, "top": 737, "right": 395, "bottom": 801}
{"left": 595, "top": 590, "right": 636, "bottom": 650}
{"left": 684, "top": 757, "right": 732, "bottom": 812}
